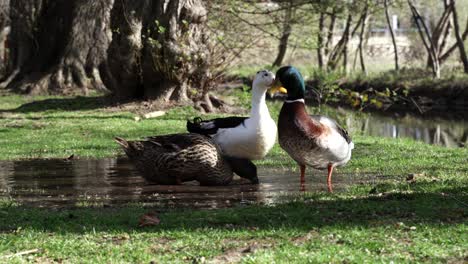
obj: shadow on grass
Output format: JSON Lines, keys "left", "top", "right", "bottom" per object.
{"left": 1, "top": 185, "right": 466, "bottom": 233}
{"left": 2, "top": 95, "right": 116, "bottom": 113}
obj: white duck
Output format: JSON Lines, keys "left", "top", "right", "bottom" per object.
{"left": 187, "top": 70, "right": 277, "bottom": 160}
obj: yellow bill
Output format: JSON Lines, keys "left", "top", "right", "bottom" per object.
{"left": 268, "top": 79, "right": 287, "bottom": 97}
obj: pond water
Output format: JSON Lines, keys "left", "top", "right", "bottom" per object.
{"left": 315, "top": 107, "right": 467, "bottom": 148}
{"left": 0, "top": 158, "right": 381, "bottom": 209}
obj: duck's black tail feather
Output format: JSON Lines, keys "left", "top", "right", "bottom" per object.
{"left": 186, "top": 117, "right": 218, "bottom": 135}
{"left": 186, "top": 116, "right": 249, "bottom": 135}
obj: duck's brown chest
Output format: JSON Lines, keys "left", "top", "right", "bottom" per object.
{"left": 277, "top": 103, "right": 326, "bottom": 167}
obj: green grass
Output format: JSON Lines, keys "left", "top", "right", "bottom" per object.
{"left": 0, "top": 93, "right": 467, "bottom": 263}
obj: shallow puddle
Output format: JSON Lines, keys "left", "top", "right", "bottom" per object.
{"left": 0, "top": 158, "right": 381, "bottom": 209}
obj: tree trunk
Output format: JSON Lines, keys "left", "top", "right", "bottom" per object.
{"left": 140, "top": 0, "right": 210, "bottom": 102}
{"left": 327, "top": 13, "right": 352, "bottom": 71}
{"left": 450, "top": 0, "right": 468, "bottom": 73}
{"left": 427, "top": 1, "right": 452, "bottom": 68}
{"left": 0, "top": 0, "right": 9, "bottom": 79}
{"left": 105, "top": 0, "right": 148, "bottom": 99}
{"left": 317, "top": 12, "right": 325, "bottom": 70}
{"left": 324, "top": 8, "right": 336, "bottom": 68}
{"left": 2, "top": 0, "right": 114, "bottom": 94}
{"left": 384, "top": 0, "right": 399, "bottom": 71}
{"left": 358, "top": 5, "right": 369, "bottom": 74}
{"left": 409, "top": 0, "right": 440, "bottom": 78}
{"left": 3, "top": 0, "right": 213, "bottom": 106}
{"left": 272, "top": 1, "right": 293, "bottom": 67}
{"left": 439, "top": 18, "right": 468, "bottom": 63}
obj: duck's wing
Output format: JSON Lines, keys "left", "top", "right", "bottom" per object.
{"left": 310, "top": 115, "right": 352, "bottom": 144}
{"left": 187, "top": 117, "right": 249, "bottom": 135}
{"left": 146, "top": 134, "right": 203, "bottom": 151}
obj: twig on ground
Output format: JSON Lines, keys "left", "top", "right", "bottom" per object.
{"left": 1, "top": 249, "right": 40, "bottom": 259}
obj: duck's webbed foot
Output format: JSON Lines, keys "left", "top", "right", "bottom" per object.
{"left": 224, "top": 156, "right": 258, "bottom": 184}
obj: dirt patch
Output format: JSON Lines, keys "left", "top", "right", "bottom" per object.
{"left": 207, "top": 239, "right": 275, "bottom": 264}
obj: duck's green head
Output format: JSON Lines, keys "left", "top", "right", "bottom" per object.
{"left": 269, "top": 66, "right": 305, "bottom": 100}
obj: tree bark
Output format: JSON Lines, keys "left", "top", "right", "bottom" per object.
{"left": 3, "top": 0, "right": 114, "bottom": 94}
{"left": 105, "top": 0, "right": 148, "bottom": 99}
{"left": 2, "top": 0, "right": 213, "bottom": 105}
{"left": 384, "top": 0, "right": 399, "bottom": 71}
{"left": 0, "top": 0, "right": 9, "bottom": 79}
{"left": 450, "top": 0, "right": 468, "bottom": 73}
{"left": 272, "top": 0, "right": 293, "bottom": 67}
{"left": 141, "top": 0, "right": 210, "bottom": 102}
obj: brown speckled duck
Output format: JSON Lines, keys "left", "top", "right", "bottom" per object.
{"left": 269, "top": 66, "right": 354, "bottom": 192}
{"left": 115, "top": 133, "right": 258, "bottom": 186}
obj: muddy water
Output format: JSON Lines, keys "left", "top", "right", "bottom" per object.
{"left": 0, "top": 158, "right": 378, "bottom": 209}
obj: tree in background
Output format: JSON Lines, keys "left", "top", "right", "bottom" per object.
{"left": 272, "top": 0, "right": 295, "bottom": 67}
{"left": 384, "top": 0, "right": 399, "bottom": 71}
{"left": 0, "top": 0, "right": 9, "bottom": 78}
{"left": 107, "top": 0, "right": 212, "bottom": 103}
{"left": 450, "top": 0, "right": 468, "bottom": 73}
{"left": 1, "top": 0, "right": 114, "bottom": 94}
{"left": 0, "top": 0, "right": 220, "bottom": 108}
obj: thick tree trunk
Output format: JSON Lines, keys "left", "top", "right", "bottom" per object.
{"left": 140, "top": 0, "right": 209, "bottom": 103}
{"left": 2, "top": 0, "right": 114, "bottom": 94}
{"left": 384, "top": 0, "right": 399, "bottom": 71}
{"left": 450, "top": 0, "right": 468, "bottom": 73}
{"left": 0, "top": 0, "right": 9, "bottom": 79}
{"left": 105, "top": 0, "right": 148, "bottom": 99}
{"left": 272, "top": 1, "right": 293, "bottom": 67}
{"left": 0, "top": 0, "right": 40, "bottom": 88}
{"left": 3, "top": 0, "right": 213, "bottom": 106}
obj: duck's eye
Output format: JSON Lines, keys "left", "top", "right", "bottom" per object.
{"left": 263, "top": 73, "right": 269, "bottom": 77}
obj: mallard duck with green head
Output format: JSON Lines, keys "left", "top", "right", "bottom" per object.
{"left": 115, "top": 133, "right": 258, "bottom": 186}
{"left": 269, "top": 66, "right": 354, "bottom": 192}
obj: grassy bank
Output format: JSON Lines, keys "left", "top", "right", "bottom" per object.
{"left": 0, "top": 93, "right": 467, "bottom": 262}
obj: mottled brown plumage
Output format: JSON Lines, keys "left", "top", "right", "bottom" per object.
{"left": 115, "top": 133, "right": 235, "bottom": 186}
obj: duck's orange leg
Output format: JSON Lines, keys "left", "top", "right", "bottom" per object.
{"left": 327, "top": 164, "right": 334, "bottom": 193}
{"left": 300, "top": 165, "right": 306, "bottom": 192}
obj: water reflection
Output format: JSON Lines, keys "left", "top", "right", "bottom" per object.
{"left": 0, "top": 158, "right": 376, "bottom": 208}
{"left": 321, "top": 107, "right": 467, "bottom": 148}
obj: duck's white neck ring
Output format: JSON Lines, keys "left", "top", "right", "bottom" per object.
{"left": 285, "top": 98, "right": 305, "bottom": 104}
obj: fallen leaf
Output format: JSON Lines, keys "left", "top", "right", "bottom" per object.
{"left": 138, "top": 212, "right": 160, "bottom": 227}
